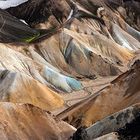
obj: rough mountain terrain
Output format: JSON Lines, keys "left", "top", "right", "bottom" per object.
{"left": 0, "top": 0, "right": 140, "bottom": 139}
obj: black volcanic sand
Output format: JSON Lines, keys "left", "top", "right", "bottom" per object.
{"left": 71, "top": 126, "right": 89, "bottom": 140}
{"left": 117, "top": 116, "right": 140, "bottom": 140}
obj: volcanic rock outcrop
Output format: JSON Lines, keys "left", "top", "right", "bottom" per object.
{"left": 71, "top": 103, "right": 140, "bottom": 139}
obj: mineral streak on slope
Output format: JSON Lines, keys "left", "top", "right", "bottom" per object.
{"left": 111, "top": 23, "right": 140, "bottom": 51}
{"left": 64, "top": 28, "right": 133, "bottom": 63}
{"left": 28, "top": 47, "right": 83, "bottom": 92}
{"left": 35, "top": 26, "right": 133, "bottom": 79}
{"left": 42, "top": 65, "right": 83, "bottom": 92}
{"left": 0, "top": 44, "right": 66, "bottom": 110}
{"left": 0, "top": 70, "right": 64, "bottom": 111}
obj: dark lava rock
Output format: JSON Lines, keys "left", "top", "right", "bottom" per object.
{"left": 71, "top": 126, "right": 90, "bottom": 140}
{"left": 117, "top": 116, "right": 140, "bottom": 140}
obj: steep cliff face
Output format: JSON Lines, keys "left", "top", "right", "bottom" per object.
{"left": 0, "top": 0, "right": 140, "bottom": 139}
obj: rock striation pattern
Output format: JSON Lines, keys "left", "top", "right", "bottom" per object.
{"left": 0, "top": 0, "right": 139, "bottom": 139}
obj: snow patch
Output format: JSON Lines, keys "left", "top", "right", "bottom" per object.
{"left": 0, "top": 0, "right": 28, "bottom": 9}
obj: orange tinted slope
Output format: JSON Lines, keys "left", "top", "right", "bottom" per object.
{"left": 58, "top": 60, "right": 140, "bottom": 127}
{"left": 0, "top": 102, "right": 75, "bottom": 140}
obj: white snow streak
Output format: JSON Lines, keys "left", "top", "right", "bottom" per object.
{"left": 0, "top": 0, "right": 28, "bottom": 9}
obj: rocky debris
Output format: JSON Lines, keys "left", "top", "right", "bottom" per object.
{"left": 0, "top": 43, "right": 83, "bottom": 93}
{"left": 34, "top": 25, "right": 133, "bottom": 79}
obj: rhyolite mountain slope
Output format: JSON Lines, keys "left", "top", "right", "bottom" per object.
{"left": 0, "top": 0, "right": 140, "bottom": 139}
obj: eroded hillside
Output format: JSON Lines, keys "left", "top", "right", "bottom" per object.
{"left": 0, "top": 0, "right": 140, "bottom": 139}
